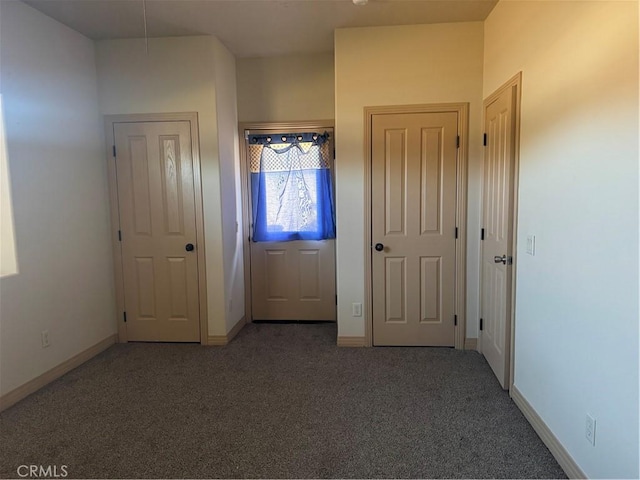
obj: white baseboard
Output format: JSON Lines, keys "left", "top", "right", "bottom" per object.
{"left": 511, "top": 385, "right": 586, "bottom": 479}
{"left": 207, "top": 316, "right": 246, "bottom": 346}
{"left": 0, "top": 334, "right": 117, "bottom": 412}
{"left": 337, "top": 336, "right": 366, "bottom": 347}
{"left": 464, "top": 338, "right": 478, "bottom": 350}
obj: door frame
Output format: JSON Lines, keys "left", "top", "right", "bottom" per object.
{"left": 238, "top": 120, "right": 335, "bottom": 325}
{"left": 105, "top": 112, "right": 208, "bottom": 344}
{"left": 364, "top": 103, "right": 469, "bottom": 349}
{"left": 479, "top": 72, "right": 522, "bottom": 392}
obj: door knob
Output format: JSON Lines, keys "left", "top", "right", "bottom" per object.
{"left": 374, "top": 243, "right": 384, "bottom": 252}
{"left": 185, "top": 243, "right": 195, "bottom": 252}
{"left": 494, "top": 255, "right": 512, "bottom": 265}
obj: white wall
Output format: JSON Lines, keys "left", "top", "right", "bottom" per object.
{"left": 212, "top": 38, "right": 245, "bottom": 332}
{"left": 237, "top": 53, "right": 335, "bottom": 122}
{"left": 334, "top": 22, "right": 484, "bottom": 339}
{"left": 0, "top": 0, "right": 116, "bottom": 395}
{"left": 96, "top": 35, "right": 241, "bottom": 336}
{"left": 484, "top": 1, "right": 639, "bottom": 477}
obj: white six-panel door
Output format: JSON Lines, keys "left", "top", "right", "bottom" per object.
{"left": 481, "top": 84, "right": 517, "bottom": 388}
{"left": 371, "top": 112, "right": 458, "bottom": 346}
{"left": 114, "top": 121, "right": 200, "bottom": 342}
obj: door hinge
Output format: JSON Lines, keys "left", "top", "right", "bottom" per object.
{"left": 455, "top": 227, "right": 458, "bottom": 239}
{"left": 123, "top": 311, "right": 127, "bottom": 323}
{"left": 454, "top": 314, "right": 458, "bottom": 326}
{"left": 118, "top": 230, "right": 122, "bottom": 241}
{"left": 112, "top": 145, "right": 116, "bottom": 157}
{"left": 483, "top": 133, "right": 487, "bottom": 146}
{"left": 456, "top": 135, "right": 460, "bottom": 148}
{"left": 335, "top": 294, "right": 338, "bottom": 305}
{"left": 481, "top": 228, "right": 485, "bottom": 240}
{"left": 479, "top": 318, "right": 483, "bottom": 331}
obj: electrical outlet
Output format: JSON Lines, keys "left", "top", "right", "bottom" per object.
{"left": 585, "top": 414, "right": 596, "bottom": 446}
{"left": 41, "top": 330, "right": 50, "bottom": 348}
{"left": 352, "top": 303, "right": 362, "bottom": 317}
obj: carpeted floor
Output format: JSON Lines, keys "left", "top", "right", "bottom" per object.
{"left": 0, "top": 323, "right": 566, "bottom": 479}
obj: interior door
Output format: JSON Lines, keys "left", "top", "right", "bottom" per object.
{"left": 114, "top": 121, "right": 200, "bottom": 342}
{"left": 371, "top": 112, "right": 458, "bottom": 346}
{"left": 247, "top": 130, "right": 336, "bottom": 321}
{"left": 480, "top": 84, "right": 518, "bottom": 388}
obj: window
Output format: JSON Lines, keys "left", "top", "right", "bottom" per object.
{"left": 249, "top": 133, "right": 335, "bottom": 242}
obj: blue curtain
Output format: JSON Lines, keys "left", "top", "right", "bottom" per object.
{"left": 251, "top": 141, "right": 335, "bottom": 242}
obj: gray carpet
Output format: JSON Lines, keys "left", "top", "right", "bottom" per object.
{"left": 0, "top": 323, "right": 566, "bottom": 479}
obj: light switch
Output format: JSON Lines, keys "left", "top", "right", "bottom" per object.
{"left": 526, "top": 235, "right": 536, "bottom": 256}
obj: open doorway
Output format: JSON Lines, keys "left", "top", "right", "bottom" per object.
{"left": 239, "top": 122, "right": 337, "bottom": 323}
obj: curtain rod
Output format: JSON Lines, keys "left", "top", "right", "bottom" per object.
{"left": 246, "top": 131, "right": 330, "bottom": 146}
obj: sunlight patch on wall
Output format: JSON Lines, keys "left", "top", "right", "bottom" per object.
{"left": 0, "top": 94, "right": 18, "bottom": 277}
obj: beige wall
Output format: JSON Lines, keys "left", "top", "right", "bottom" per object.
{"left": 484, "top": 1, "right": 638, "bottom": 477}
{"left": 237, "top": 53, "right": 335, "bottom": 122}
{"left": 96, "top": 36, "right": 239, "bottom": 336}
{"left": 0, "top": 0, "right": 116, "bottom": 395}
{"left": 334, "top": 22, "right": 484, "bottom": 339}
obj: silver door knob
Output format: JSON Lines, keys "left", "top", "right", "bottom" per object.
{"left": 494, "top": 255, "right": 512, "bottom": 265}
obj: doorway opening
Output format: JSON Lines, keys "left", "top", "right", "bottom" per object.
{"left": 239, "top": 121, "right": 337, "bottom": 324}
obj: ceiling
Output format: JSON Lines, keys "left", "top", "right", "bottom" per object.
{"left": 24, "top": 0, "right": 497, "bottom": 58}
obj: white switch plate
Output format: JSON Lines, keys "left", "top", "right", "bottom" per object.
{"left": 526, "top": 234, "right": 536, "bottom": 256}
{"left": 585, "top": 413, "right": 596, "bottom": 446}
{"left": 352, "top": 303, "right": 362, "bottom": 317}
{"left": 41, "top": 330, "right": 50, "bottom": 348}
